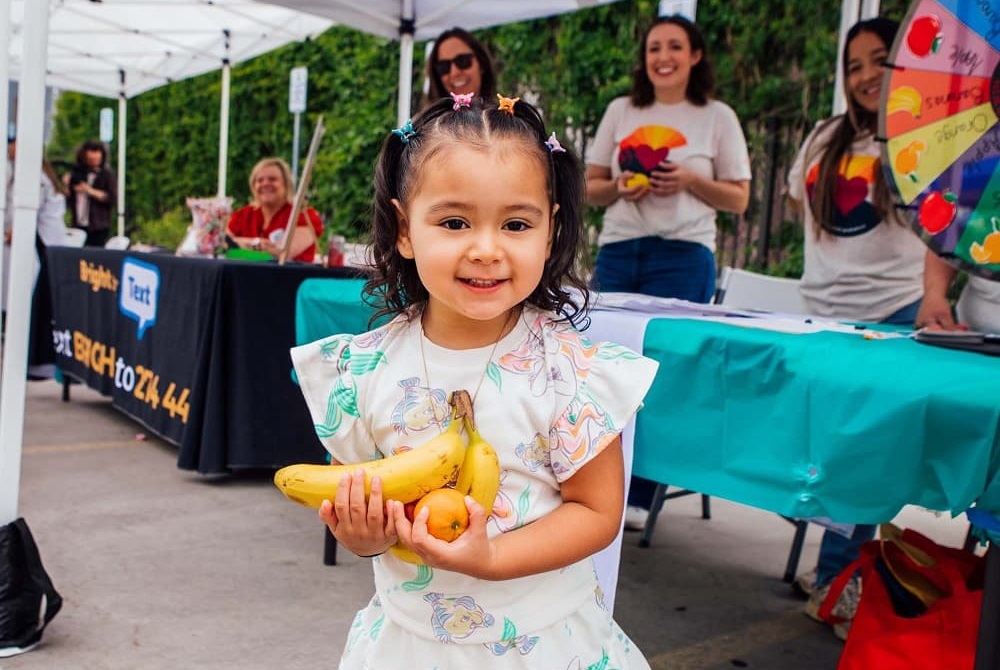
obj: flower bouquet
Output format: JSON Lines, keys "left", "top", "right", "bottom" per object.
{"left": 176, "top": 196, "right": 233, "bottom": 257}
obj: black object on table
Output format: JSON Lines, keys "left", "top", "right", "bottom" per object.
{"left": 45, "top": 247, "right": 363, "bottom": 474}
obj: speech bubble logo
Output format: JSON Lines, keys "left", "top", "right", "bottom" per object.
{"left": 119, "top": 258, "right": 160, "bottom": 340}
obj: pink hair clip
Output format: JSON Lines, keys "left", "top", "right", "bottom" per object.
{"left": 544, "top": 132, "right": 566, "bottom": 154}
{"left": 496, "top": 94, "right": 520, "bottom": 115}
{"left": 450, "top": 92, "right": 474, "bottom": 110}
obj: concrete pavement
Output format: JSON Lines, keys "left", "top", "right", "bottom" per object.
{"left": 3, "top": 380, "right": 973, "bottom": 670}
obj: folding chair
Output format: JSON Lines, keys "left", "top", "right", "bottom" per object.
{"left": 639, "top": 267, "right": 810, "bottom": 583}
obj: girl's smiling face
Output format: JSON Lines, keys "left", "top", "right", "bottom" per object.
{"left": 394, "top": 144, "right": 554, "bottom": 347}
{"left": 645, "top": 22, "right": 701, "bottom": 100}
{"left": 846, "top": 30, "right": 889, "bottom": 113}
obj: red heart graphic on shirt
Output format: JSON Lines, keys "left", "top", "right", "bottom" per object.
{"left": 630, "top": 146, "right": 671, "bottom": 172}
{"left": 834, "top": 175, "right": 869, "bottom": 215}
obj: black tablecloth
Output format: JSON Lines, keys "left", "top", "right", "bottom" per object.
{"left": 45, "top": 247, "right": 362, "bottom": 473}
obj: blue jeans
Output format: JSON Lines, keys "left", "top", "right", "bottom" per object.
{"left": 813, "top": 296, "right": 922, "bottom": 586}
{"left": 591, "top": 236, "right": 716, "bottom": 303}
{"left": 592, "top": 236, "right": 716, "bottom": 509}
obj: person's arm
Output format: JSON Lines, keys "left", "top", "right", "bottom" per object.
{"left": 388, "top": 436, "right": 625, "bottom": 580}
{"left": 585, "top": 164, "right": 647, "bottom": 207}
{"left": 915, "top": 250, "right": 962, "bottom": 329}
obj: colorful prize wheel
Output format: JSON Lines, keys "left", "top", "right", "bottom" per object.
{"left": 880, "top": 0, "right": 1000, "bottom": 279}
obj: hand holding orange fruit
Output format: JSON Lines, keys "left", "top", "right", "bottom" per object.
{"left": 410, "top": 487, "right": 470, "bottom": 542}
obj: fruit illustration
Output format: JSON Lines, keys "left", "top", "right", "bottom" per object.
{"left": 625, "top": 173, "right": 650, "bottom": 189}
{"left": 887, "top": 86, "right": 922, "bottom": 118}
{"left": 918, "top": 190, "right": 957, "bottom": 234}
{"left": 970, "top": 218, "right": 1000, "bottom": 264}
{"left": 273, "top": 393, "right": 468, "bottom": 509}
{"left": 412, "top": 487, "right": 470, "bottom": 542}
{"left": 894, "top": 140, "right": 926, "bottom": 182}
{"left": 907, "top": 15, "right": 942, "bottom": 57}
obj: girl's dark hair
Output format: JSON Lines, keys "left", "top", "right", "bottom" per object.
{"left": 75, "top": 139, "right": 107, "bottom": 166}
{"left": 807, "top": 17, "right": 899, "bottom": 236}
{"left": 421, "top": 28, "right": 497, "bottom": 111}
{"left": 631, "top": 15, "right": 714, "bottom": 107}
{"left": 367, "top": 95, "right": 589, "bottom": 327}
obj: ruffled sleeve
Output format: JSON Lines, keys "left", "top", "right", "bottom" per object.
{"left": 290, "top": 333, "right": 380, "bottom": 464}
{"left": 547, "top": 327, "right": 659, "bottom": 482}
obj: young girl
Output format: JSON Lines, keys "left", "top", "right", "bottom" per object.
{"left": 291, "top": 94, "right": 657, "bottom": 668}
{"left": 786, "top": 17, "right": 925, "bottom": 640}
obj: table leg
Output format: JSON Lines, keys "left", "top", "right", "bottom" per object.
{"left": 975, "top": 543, "right": 999, "bottom": 670}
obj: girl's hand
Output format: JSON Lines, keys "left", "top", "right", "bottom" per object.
{"left": 649, "top": 161, "right": 696, "bottom": 197}
{"left": 387, "top": 497, "right": 497, "bottom": 578}
{"left": 617, "top": 171, "right": 649, "bottom": 202}
{"left": 318, "top": 470, "right": 397, "bottom": 558}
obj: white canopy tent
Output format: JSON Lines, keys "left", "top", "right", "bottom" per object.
{"left": 4, "top": 0, "right": 334, "bottom": 236}
{"left": 0, "top": 0, "right": 333, "bottom": 530}
{"left": 256, "top": 0, "right": 627, "bottom": 125}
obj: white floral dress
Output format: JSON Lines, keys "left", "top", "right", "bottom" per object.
{"left": 291, "top": 305, "right": 659, "bottom": 670}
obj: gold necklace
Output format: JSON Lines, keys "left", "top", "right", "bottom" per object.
{"left": 419, "top": 309, "right": 515, "bottom": 432}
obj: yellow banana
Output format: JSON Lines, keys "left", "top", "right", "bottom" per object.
{"left": 454, "top": 391, "right": 501, "bottom": 519}
{"left": 273, "top": 398, "right": 467, "bottom": 509}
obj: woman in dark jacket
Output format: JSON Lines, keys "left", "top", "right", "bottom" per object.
{"left": 65, "top": 139, "right": 116, "bottom": 247}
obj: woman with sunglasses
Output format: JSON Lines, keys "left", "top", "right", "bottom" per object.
{"left": 584, "top": 15, "right": 751, "bottom": 530}
{"left": 420, "top": 27, "right": 497, "bottom": 110}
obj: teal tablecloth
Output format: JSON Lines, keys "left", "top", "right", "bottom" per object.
{"left": 295, "top": 278, "right": 1000, "bottom": 534}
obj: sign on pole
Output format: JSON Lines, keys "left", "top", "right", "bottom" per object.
{"left": 289, "top": 66, "right": 308, "bottom": 114}
{"left": 99, "top": 107, "right": 114, "bottom": 143}
{"left": 659, "top": 0, "right": 697, "bottom": 19}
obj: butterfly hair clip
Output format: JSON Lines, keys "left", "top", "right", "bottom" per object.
{"left": 544, "top": 132, "right": 566, "bottom": 154}
{"left": 496, "top": 94, "right": 520, "bottom": 115}
{"left": 391, "top": 119, "right": 417, "bottom": 145}
{"left": 450, "top": 92, "right": 474, "bottom": 110}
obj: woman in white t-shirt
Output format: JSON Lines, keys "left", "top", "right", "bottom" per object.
{"left": 786, "top": 17, "right": 925, "bottom": 642}
{"left": 584, "top": 14, "right": 751, "bottom": 305}
{"left": 584, "top": 14, "right": 751, "bottom": 528}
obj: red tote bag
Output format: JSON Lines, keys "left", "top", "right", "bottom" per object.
{"left": 820, "top": 526, "right": 983, "bottom": 670}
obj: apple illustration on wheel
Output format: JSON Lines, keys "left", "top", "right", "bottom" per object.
{"left": 918, "top": 190, "right": 957, "bottom": 234}
{"left": 907, "top": 15, "right": 942, "bottom": 57}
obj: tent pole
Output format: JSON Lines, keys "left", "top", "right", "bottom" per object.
{"left": 0, "top": 0, "right": 50, "bottom": 525}
{"left": 117, "top": 70, "right": 127, "bottom": 238}
{"left": 217, "top": 30, "right": 231, "bottom": 198}
{"left": 833, "top": 0, "right": 862, "bottom": 116}
{"left": 396, "top": 0, "right": 415, "bottom": 127}
{"left": 0, "top": 0, "right": 10, "bottom": 327}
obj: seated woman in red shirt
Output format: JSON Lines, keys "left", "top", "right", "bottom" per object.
{"left": 227, "top": 157, "right": 323, "bottom": 262}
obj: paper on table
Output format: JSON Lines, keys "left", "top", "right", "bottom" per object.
{"left": 589, "top": 291, "right": 907, "bottom": 337}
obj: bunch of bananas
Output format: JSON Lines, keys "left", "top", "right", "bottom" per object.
{"left": 887, "top": 86, "right": 922, "bottom": 119}
{"left": 273, "top": 389, "right": 501, "bottom": 565}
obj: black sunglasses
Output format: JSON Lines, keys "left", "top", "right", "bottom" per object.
{"left": 433, "top": 52, "right": 475, "bottom": 76}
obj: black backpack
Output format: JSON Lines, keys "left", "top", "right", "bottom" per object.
{"left": 0, "top": 518, "right": 63, "bottom": 656}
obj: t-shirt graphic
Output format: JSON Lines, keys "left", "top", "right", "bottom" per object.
{"left": 805, "top": 155, "right": 880, "bottom": 237}
{"left": 617, "top": 125, "right": 687, "bottom": 178}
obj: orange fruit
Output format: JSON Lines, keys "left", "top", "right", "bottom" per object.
{"left": 413, "top": 487, "right": 469, "bottom": 542}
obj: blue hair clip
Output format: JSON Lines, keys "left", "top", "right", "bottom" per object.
{"left": 544, "top": 132, "right": 566, "bottom": 154}
{"left": 391, "top": 119, "right": 417, "bottom": 145}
